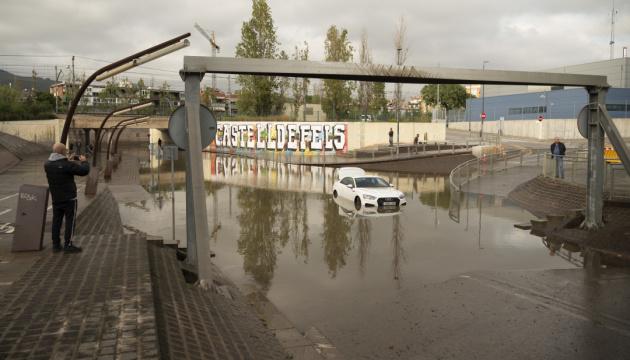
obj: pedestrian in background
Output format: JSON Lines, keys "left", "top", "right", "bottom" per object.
{"left": 550, "top": 137, "right": 566, "bottom": 179}
{"left": 44, "top": 143, "right": 90, "bottom": 253}
{"left": 388, "top": 128, "right": 394, "bottom": 147}
{"left": 414, "top": 134, "right": 419, "bottom": 146}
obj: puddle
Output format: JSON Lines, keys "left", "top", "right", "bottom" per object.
{"left": 121, "top": 150, "right": 578, "bottom": 345}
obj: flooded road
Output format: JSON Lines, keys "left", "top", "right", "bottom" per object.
{"left": 121, "top": 150, "right": 583, "bottom": 358}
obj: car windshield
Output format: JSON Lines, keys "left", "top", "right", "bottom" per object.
{"left": 355, "top": 177, "right": 390, "bottom": 188}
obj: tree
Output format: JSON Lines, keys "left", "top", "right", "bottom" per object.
{"left": 322, "top": 25, "right": 354, "bottom": 121}
{"left": 357, "top": 30, "right": 373, "bottom": 117}
{"left": 291, "top": 42, "right": 310, "bottom": 120}
{"left": 235, "top": 0, "right": 285, "bottom": 116}
{"left": 420, "top": 84, "right": 467, "bottom": 110}
{"left": 393, "top": 17, "right": 409, "bottom": 123}
{"left": 371, "top": 82, "right": 388, "bottom": 116}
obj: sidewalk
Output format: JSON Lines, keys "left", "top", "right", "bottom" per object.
{"left": 0, "top": 144, "right": 290, "bottom": 359}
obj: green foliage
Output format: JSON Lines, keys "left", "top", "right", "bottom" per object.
{"left": 420, "top": 84, "right": 467, "bottom": 110}
{"left": 0, "top": 86, "right": 55, "bottom": 121}
{"left": 235, "top": 0, "right": 286, "bottom": 116}
{"left": 322, "top": 25, "right": 354, "bottom": 120}
{"left": 371, "top": 82, "right": 388, "bottom": 115}
{"left": 291, "top": 42, "right": 310, "bottom": 120}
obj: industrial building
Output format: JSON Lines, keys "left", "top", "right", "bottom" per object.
{"left": 461, "top": 57, "right": 630, "bottom": 122}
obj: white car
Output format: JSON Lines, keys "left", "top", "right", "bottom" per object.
{"left": 334, "top": 197, "right": 402, "bottom": 219}
{"left": 332, "top": 167, "right": 407, "bottom": 211}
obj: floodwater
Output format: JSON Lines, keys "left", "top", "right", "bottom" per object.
{"left": 121, "top": 149, "right": 580, "bottom": 357}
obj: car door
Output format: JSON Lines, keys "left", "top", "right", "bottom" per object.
{"left": 339, "top": 177, "right": 355, "bottom": 199}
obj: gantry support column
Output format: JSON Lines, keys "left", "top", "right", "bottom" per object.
{"left": 584, "top": 87, "right": 607, "bottom": 229}
{"left": 181, "top": 71, "right": 212, "bottom": 284}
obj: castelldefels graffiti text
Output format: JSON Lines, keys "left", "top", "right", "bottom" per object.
{"left": 216, "top": 122, "right": 347, "bottom": 152}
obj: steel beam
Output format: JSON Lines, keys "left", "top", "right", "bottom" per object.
{"left": 182, "top": 72, "right": 212, "bottom": 284}
{"left": 183, "top": 56, "right": 609, "bottom": 87}
{"left": 597, "top": 104, "right": 630, "bottom": 177}
{"left": 584, "top": 88, "right": 607, "bottom": 229}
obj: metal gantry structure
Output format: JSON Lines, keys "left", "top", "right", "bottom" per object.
{"left": 180, "top": 56, "right": 630, "bottom": 282}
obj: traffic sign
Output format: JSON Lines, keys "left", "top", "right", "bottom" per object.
{"left": 481, "top": 112, "right": 486, "bottom": 120}
{"left": 577, "top": 105, "right": 589, "bottom": 138}
{"left": 168, "top": 105, "right": 217, "bottom": 150}
{"left": 538, "top": 115, "right": 544, "bottom": 121}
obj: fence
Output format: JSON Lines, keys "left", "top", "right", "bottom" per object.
{"left": 448, "top": 147, "right": 630, "bottom": 222}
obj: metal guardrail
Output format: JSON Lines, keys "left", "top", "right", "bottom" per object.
{"left": 449, "top": 147, "right": 630, "bottom": 200}
{"left": 212, "top": 141, "right": 478, "bottom": 166}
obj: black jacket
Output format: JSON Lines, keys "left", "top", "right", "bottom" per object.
{"left": 44, "top": 154, "right": 90, "bottom": 203}
{"left": 550, "top": 142, "right": 566, "bottom": 157}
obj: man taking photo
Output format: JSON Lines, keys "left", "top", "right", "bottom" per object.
{"left": 44, "top": 142, "right": 90, "bottom": 253}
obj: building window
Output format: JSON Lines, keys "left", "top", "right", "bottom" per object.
{"left": 606, "top": 104, "right": 629, "bottom": 112}
{"left": 508, "top": 107, "right": 522, "bottom": 115}
{"left": 305, "top": 107, "right": 314, "bottom": 115}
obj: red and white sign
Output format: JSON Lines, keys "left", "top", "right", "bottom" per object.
{"left": 538, "top": 115, "right": 544, "bottom": 121}
{"left": 481, "top": 112, "right": 486, "bottom": 120}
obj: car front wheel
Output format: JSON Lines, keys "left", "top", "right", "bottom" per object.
{"left": 354, "top": 196, "right": 361, "bottom": 210}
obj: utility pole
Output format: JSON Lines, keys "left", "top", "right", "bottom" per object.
{"left": 31, "top": 69, "right": 37, "bottom": 96}
{"left": 396, "top": 47, "right": 401, "bottom": 154}
{"left": 72, "top": 55, "right": 75, "bottom": 94}
{"left": 227, "top": 74, "right": 232, "bottom": 116}
{"left": 610, "top": 0, "right": 618, "bottom": 60}
{"left": 480, "top": 60, "right": 489, "bottom": 138}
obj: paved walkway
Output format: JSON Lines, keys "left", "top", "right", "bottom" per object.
{"left": 0, "top": 142, "right": 290, "bottom": 360}
{"left": 0, "top": 189, "right": 159, "bottom": 360}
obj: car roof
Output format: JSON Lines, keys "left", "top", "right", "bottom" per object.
{"left": 337, "top": 167, "right": 365, "bottom": 180}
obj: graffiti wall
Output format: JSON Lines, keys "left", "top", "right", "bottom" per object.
{"left": 216, "top": 122, "right": 348, "bottom": 152}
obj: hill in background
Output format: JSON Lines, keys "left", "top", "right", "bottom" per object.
{"left": 0, "top": 69, "right": 56, "bottom": 93}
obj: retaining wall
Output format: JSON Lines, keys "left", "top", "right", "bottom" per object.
{"left": 448, "top": 118, "right": 630, "bottom": 140}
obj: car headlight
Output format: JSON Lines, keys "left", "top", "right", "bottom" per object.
{"left": 363, "top": 194, "right": 377, "bottom": 200}
{"left": 399, "top": 194, "right": 406, "bottom": 199}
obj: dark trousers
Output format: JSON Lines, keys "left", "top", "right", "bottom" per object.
{"left": 51, "top": 199, "right": 77, "bottom": 247}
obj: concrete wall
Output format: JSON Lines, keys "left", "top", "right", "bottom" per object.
{"left": 346, "top": 122, "right": 446, "bottom": 149}
{"left": 448, "top": 118, "right": 630, "bottom": 140}
{"left": 0, "top": 119, "right": 150, "bottom": 148}
{"left": 0, "top": 119, "right": 60, "bottom": 146}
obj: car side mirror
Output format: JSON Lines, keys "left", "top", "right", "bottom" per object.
{"left": 347, "top": 184, "right": 354, "bottom": 189}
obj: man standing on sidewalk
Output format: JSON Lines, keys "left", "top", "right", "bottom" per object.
{"left": 44, "top": 143, "right": 90, "bottom": 253}
{"left": 388, "top": 128, "right": 394, "bottom": 147}
{"left": 550, "top": 137, "right": 566, "bottom": 179}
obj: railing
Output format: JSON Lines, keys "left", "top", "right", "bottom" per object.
{"left": 449, "top": 148, "right": 539, "bottom": 193}
{"left": 449, "top": 147, "right": 630, "bottom": 200}
{"left": 539, "top": 152, "right": 630, "bottom": 200}
{"left": 212, "top": 141, "right": 478, "bottom": 166}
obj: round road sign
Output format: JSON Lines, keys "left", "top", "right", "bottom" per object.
{"left": 168, "top": 105, "right": 217, "bottom": 150}
{"left": 576, "top": 105, "right": 589, "bottom": 139}
{"left": 538, "top": 115, "right": 544, "bottom": 121}
{"left": 481, "top": 112, "right": 486, "bottom": 120}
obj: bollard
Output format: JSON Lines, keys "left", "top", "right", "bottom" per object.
{"left": 452, "top": 143, "right": 455, "bottom": 154}
{"left": 104, "top": 159, "right": 114, "bottom": 180}
{"left": 85, "top": 167, "right": 99, "bottom": 195}
{"left": 437, "top": 142, "right": 440, "bottom": 153}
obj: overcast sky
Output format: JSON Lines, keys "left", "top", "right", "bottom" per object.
{"left": 1, "top": 0, "right": 628, "bottom": 96}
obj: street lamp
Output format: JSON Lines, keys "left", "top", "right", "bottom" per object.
{"left": 60, "top": 33, "right": 190, "bottom": 144}
{"left": 94, "top": 100, "right": 155, "bottom": 166}
{"left": 396, "top": 47, "right": 402, "bottom": 154}
{"left": 480, "top": 60, "right": 489, "bottom": 138}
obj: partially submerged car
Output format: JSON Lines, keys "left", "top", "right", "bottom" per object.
{"left": 332, "top": 167, "right": 406, "bottom": 210}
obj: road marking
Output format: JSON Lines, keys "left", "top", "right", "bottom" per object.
{"left": 0, "top": 193, "right": 18, "bottom": 202}
{"left": 0, "top": 209, "right": 11, "bottom": 216}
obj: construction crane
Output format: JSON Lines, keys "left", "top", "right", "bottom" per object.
{"left": 194, "top": 23, "right": 220, "bottom": 90}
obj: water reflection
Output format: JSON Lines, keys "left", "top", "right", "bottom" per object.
{"left": 322, "top": 196, "right": 352, "bottom": 278}
{"left": 129, "top": 151, "right": 577, "bottom": 298}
